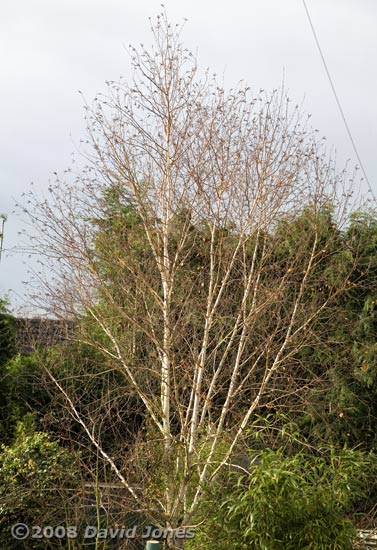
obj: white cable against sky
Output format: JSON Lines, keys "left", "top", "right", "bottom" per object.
{"left": 302, "top": 0, "right": 376, "bottom": 202}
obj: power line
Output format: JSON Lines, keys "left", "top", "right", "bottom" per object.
{"left": 302, "top": 0, "right": 376, "bottom": 202}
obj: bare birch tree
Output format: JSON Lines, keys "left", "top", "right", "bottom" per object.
{"left": 21, "top": 10, "right": 358, "bottom": 535}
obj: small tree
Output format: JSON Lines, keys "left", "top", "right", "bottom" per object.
{"left": 21, "top": 10, "right": 359, "bottom": 533}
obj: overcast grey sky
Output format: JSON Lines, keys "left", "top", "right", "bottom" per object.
{"left": 1, "top": 0, "right": 376, "bottom": 312}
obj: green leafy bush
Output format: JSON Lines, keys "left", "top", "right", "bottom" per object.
{"left": 0, "top": 352, "right": 51, "bottom": 444}
{"left": 0, "top": 421, "right": 80, "bottom": 548}
{"left": 190, "top": 447, "right": 375, "bottom": 550}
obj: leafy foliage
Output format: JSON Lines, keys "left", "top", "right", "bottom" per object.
{"left": 190, "top": 447, "right": 376, "bottom": 550}
{"left": 298, "top": 210, "right": 377, "bottom": 450}
{"left": 0, "top": 421, "right": 80, "bottom": 548}
{"left": 0, "top": 352, "right": 51, "bottom": 444}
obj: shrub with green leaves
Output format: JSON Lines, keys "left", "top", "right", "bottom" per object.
{"left": 0, "top": 421, "right": 80, "bottom": 548}
{"left": 0, "top": 352, "right": 51, "bottom": 444}
{"left": 190, "top": 447, "right": 375, "bottom": 550}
